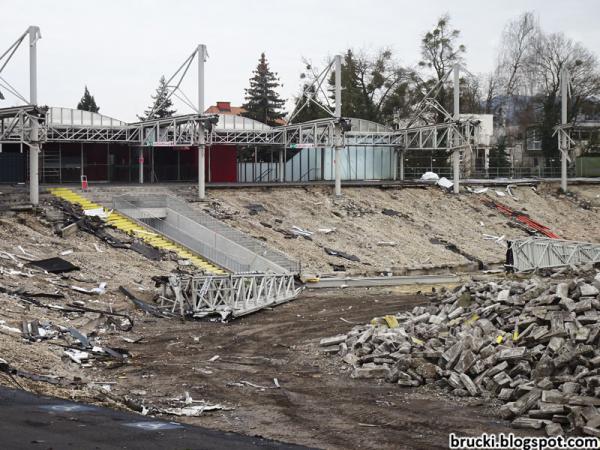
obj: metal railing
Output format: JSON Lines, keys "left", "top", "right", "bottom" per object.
{"left": 113, "top": 194, "right": 300, "bottom": 274}
{"left": 164, "top": 195, "right": 300, "bottom": 273}
{"left": 113, "top": 196, "right": 243, "bottom": 273}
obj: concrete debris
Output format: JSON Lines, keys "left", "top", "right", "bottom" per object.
{"left": 291, "top": 226, "right": 313, "bottom": 237}
{"left": 245, "top": 204, "right": 266, "bottom": 215}
{"left": 437, "top": 177, "right": 454, "bottom": 190}
{"left": 324, "top": 248, "right": 360, "bottom": 262}
{"left": 321, "top": 266, "right": 600, "bottom": 437}
{"left": 377, "top": 241, "right": 397, "bottom": 247}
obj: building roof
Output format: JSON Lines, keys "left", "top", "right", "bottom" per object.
{"left": 47, "top": 107, "right": 127, "bottom": 127}
{"left": 205, "top": 101, "right": 247, "bottom": 116}
{"left": 205, "top": 101, "right": 286, "bottom": 126}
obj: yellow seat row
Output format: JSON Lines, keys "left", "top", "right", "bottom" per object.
{"left": 48, "top": 188, "right": 226, "bottom": 274}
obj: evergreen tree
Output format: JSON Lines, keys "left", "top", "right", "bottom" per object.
{"left": 243, "top": 53, "right": 286, "bottom": 126}
{"left": 138, "top": 76, "right": 176, "bottom": 121}
{"left": 489, "top": 136, "right": 512, "bottom": 171}
{"left": 77, "top": 86, "right": 99, "bottom": 113}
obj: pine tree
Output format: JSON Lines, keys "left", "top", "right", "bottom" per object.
{"left": 243, "top": 53, "right": 286, "bottom": 126}
{"left": 489, "top": 136, "right": 512, "bottom": 170}
{"left": 77, "top": 86, "right": 100, "bottom": 113}
{"left": 138, "top": 76, "right": 176, "bottom": 121}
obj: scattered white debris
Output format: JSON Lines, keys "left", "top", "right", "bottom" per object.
{"left": 0, "top": 321, "right": 21, "bottom": 334}
{"left": 483, "top": 234, "right": 506, "bottom": 246}
{"left": 273, "top": 378, "right": 280, "bottom": 388}
{"left": 377, "top": 241, "right": 397, "bottom": 247}
{"left": 18, "top": 246, "right": 35, "bottom": 258}
{"left": 70, "top": 282, "right": 107, "bottom": 295}
{"left": 421, "top": 172, "right": 440, "bottom": 181}
{"left": 161, "top": 403, "right": 226, "bottom": 416}
{"left": 437, "top": 177, "right": 454, "bottom": 190}
{"left": 83, "top": 208, "right": 109, "bottom": 219}
{"left": 93, "top": 243, "right": 104, "bottom": 253}
{"left": 208, "top": 355, "right": 220, "bottom": 362}
{"left": 60, "top": 250, "right": 74, "bottom": 256}
{"left": 64, "top": 349, "right": 90, "bottom": 364}
{"left": 291, "top": 226, "right": 313, "bottom": 237}
{"left": 495, "top": 190, "right": 506, "bottom": 197}
{"left": 318, "top": 228, "right": 336, "bottom": 234}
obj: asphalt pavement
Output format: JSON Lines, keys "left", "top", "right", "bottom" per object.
{"left": 0, "top": 386, "right": 309, "bottom": 450}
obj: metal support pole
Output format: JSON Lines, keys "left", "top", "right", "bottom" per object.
{"left": 452, "top": 64, "right": 460, "bottom": 194}
{"left": 28, "top": 26, "right": 41, "bottom": 206}
{"left": 278, "top": 149, "right": 284, "bottom": 182}
{"left": 334, "top": 54, "right": 342, "bottom": 196}
{"left": 560, "top": 66, "right": 568, "bottom": 193}
{"left": 197, "top": 44, "right": 207, "bottom": 200}
{"left": 199, "top": 133, "right": 206, "bottom": 199}
{"left": 139, "top": 148, "right": 144, "bottom": 184}
{"left": 484, "top": 148, "right": 490, "bottom": 178}
{"left": 400, "top": 149, "right": 405, "bottom": 181}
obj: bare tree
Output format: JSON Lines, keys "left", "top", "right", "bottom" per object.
{"left": 529, "top": 32, "right": 600, "bottom": 103}
{"left": 497, "top": 12, "right": 539, "bottom": 97}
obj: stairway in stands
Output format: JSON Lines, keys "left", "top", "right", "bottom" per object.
{"left": 49, "top": 188, "right": 226, "bottom": 274}
{"left": 41, "top": 148, "right": 61, "bottom": 183}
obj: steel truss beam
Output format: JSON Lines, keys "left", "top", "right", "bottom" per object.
{"left": 509, "top": 237, "right": 600, "bottom": 273}
{"left": 168, "top": 273, "right": 301, "bottom": 319}
{"left": 0, "top": 107, "right": 480, "bottom": 152}
{"left": 0, "top": 105, "right": 45, "bottom": 145}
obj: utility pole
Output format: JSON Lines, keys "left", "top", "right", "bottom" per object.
{"left": 560, "top": 66, "right": 568, "bottom": 193}
{"left": 198, "top": 44, "right": 207, "bottom": 200}
{"left": 334, "top": 54, "right": 342, "bottom": 196}
{"left": 28, "top": 26, "right": 41, "bottom": 206}
{"left": 452, "top": 64, "right": 460, "bottom": 194}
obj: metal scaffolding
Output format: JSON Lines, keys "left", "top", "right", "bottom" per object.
{"left": 508, "top": 237, "right": 600, "bottom": 272}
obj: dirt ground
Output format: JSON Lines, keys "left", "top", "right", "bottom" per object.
{"left": 178, "top": 183, "right": 600, "bottom": 277}
{"left": 87, "top": 182, "right": 600, "bottom": 277}
{"left": 109, "top": 288, "right": 532, "bottom": 450}
{"left": 0, "top": 201, "right": 532, "bottom": 449}
{"left": 1, "top": 183, "right": 598, "bottom": 449}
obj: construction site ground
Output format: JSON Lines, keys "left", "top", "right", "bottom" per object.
{"left": 1, "top": 182, "right": 599, "bottom": 449}
{"left": 90, "top": 182, "right": 600, "bottom": 276}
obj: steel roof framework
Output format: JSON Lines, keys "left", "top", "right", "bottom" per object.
{"left": 0, "top": 108, "right": 479, "bottom": 151}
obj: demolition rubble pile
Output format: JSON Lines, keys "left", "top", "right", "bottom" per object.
{"left": 321, "top": 267, "right": 600, "bottom": 437}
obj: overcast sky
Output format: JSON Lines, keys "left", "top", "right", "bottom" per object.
{"left": 2, "top": 0, "right": 600, "bottom": 122}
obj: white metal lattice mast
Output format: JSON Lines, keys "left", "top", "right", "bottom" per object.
{"left": 28, "top": 26, "right": 41, "bottom": 205}
{"left": 197, "top": 44, "right": 207, "bottom": 200}
{"left": 334, "top": 54, "right": 342, "bottom": 196}
{"left": 452, "top": 64, "right": 460, "bottom": 194}
{"left": 560, "top": 66, "right": 569, "bottom": 193}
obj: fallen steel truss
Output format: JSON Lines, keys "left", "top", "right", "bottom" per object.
{"left": 509, "top": 237, "right": 600, "bottom": 272}
{"left": 166, "top": 273, "right": 301, "bottom": 318}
